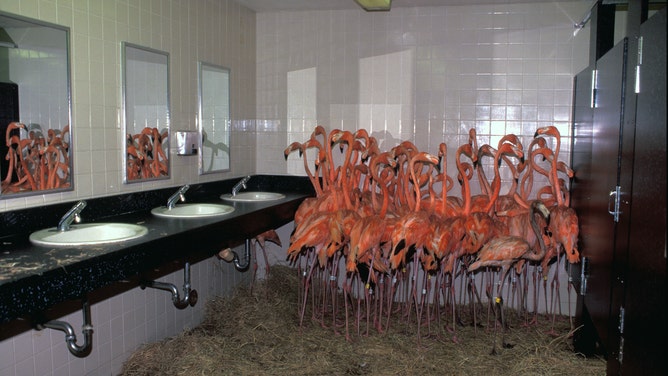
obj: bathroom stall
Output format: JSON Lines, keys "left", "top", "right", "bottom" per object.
{"left": 571, "top": 3, "right": 666, "bottom": 374}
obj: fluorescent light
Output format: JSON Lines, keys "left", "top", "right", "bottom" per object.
{"left": 355, "top": 0, "right": 391, "bottom": 12}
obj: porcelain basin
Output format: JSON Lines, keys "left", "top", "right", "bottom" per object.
{"left": 151, "top": 203, "right": 235, "bottom": 219}
{"left": 30, "top": 223, "right": 149, "bottom": 247}
{"left": 220, "top": 191, "right": 285, "bottom": 202}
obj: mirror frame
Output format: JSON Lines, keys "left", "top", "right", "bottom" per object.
{"left": 198, "top": 61, "right": 231, "bottom": 175}
{"left": 0, "top": 12, "right": 73, "bottom": 198}
{"left": 121, "top": 42, "right": 171, "bottom": 183}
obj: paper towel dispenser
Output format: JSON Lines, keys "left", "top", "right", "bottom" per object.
{"left": 175, "top": 131, "right": 198, "bottom": 156}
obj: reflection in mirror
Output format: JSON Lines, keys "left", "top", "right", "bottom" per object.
{"left": 0, "top": 12, "right": 72, "bottom": 197}
{"left": 198, "top": 62, "right": 230, "bottom": 174}
{"left": 122, "top": 43, "right": 170, "bottom": 182}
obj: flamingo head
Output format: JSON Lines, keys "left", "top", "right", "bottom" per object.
{"left": 438, "top": 142, "right": 447, "bottom": 157}
{"left": 353, "top": 128, "right": 369, "bottom": 145}
{"left": 331, "top": 129, "right": 352, "bottom": 146}
{"left": 534, "top": 125, "right": 560, "bottom": 139}
{"left": 497, "top": 142, "right": 524, "bottom": 166}
{"left": 457, "top": 143, "right": 475, "bottom": 163}
{"left": 284, "top": 141, "right": 302, "bottom": 160}
{"left": 312, "top": 125, "right": 327, "bottom": 139}
{"left": 564, "top": 222, "right": 580, "bottom": 263}
{"left": 468, "top": 128, "right": 478, "bottom": 151}
{"left": 499, "top": 133, "right": 522, "bottom": 148}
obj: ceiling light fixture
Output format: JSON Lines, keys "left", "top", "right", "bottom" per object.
{"left": 355, "top": 0, "right": 391, "bottom": 12}
{"left": 0, "top": 27, "right": 18, "bottom": 49}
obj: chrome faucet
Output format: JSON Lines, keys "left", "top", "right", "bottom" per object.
{"left": 167, "top": 184, "right": 190, "bottom": 209}
{"left": 231, "top": 176, "right": 251, "bottom": 196}
{"left": 57, "top": 201, "right": 87, "bottom": 232}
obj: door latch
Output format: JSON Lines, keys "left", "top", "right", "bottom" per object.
{"left": 608, "top": 186, "right": 622, "bottom": 222}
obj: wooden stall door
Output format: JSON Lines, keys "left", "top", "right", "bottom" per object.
{"left": 621, "top": 8, "right": 667, "bottom": 374}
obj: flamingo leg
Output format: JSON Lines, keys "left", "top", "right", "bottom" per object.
{"left": 567, "top": 262, "right": 574, "bottom": 331}
{"left": 250, "top": 240, "right": 258, "bottom": 295}
{"left": 329, "top": 253, "right": 341, "bottom": 332}
{"left": 299, "top": 253, "right": 318, "bottom": 327}
{"left": 548, "top": 253, "right": 562, "bottom": 336}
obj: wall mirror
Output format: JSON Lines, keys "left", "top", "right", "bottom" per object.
{"left": 122, "top": 43, "right": 170, "bottom": 182}
{"left": 198, "top": 62, "right": 230, "bottom": 174}
{"left": 0, "top": 12, "right": 72, "bottom": 197}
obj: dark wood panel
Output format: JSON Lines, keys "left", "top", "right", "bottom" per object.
{"left": 579, "top": 38, "right": 628, "bottom": 356}
{"left": 570, "top": 65, "right": 599, "bottom": 355}
{"left": 622, "top": 8, "right": 667, "bottom": 374}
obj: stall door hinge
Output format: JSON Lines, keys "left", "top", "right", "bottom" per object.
{"left": 579, "top": 256, "right": 589, "bottom": 296}
{"left": 635, "top": 36, "right": 643, "bottom": 93}
{"left": 608, "top": 186, "right": 622, "bottom": 222}
{"left": 590, "top": 69, "right": 598, "bottom": 108}
{"left": 617, "top": 306, "right": 625, "bottom": 364}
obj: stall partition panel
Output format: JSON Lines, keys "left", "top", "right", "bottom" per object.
{"left": 621, "top": 8, "right": 667, "bottom": 374}
{"left": 570, "top": 65, "right": 598, "bottom": 354}
{"left": 573, "top": 38, "right": 628, "bottom": 357}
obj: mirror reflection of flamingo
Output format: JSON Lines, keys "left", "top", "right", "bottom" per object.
{"left": 201, "top": 129, "right": 230, "bottom": 172}
{"left": 2, "top": 122, "right": 71, "bottom": 193}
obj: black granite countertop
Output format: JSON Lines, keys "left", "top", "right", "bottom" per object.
{"left": 0, "top": 175, "right": 313, "bottom": 325}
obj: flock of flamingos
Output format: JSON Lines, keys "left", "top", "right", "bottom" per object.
{"left": 2, "top": 122, "right": 71, "bottom": 194}
{"left": 3, "top": 122, "right": 168, "bottom": 188}
{"left": 283, "top": 125, "right": 579, "bottom": 349}
{"left": 126, "top": 127, "right": 169, "bottom": 180}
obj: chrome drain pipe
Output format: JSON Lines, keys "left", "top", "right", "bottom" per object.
{"left": 141, "top": 262, "right": 198, "bottom": 309}
{"left": 218, "top": 238, "right": 251, "bottom": 271}
{"left": 37, "top": 298, "right": 93, "bottom": 358}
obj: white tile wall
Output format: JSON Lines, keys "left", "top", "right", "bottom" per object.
{"left": 256, "top": 2, "right": 591, "bottom": 177}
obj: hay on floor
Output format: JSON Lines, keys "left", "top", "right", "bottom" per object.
{"left": 120, "top": 265, "right": 605, "bottom": 376}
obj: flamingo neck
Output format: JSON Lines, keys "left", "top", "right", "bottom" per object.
{"left": 527, "top": 202, "right": 548, "bottom": 261}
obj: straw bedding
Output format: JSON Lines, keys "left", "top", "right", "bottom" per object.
{"left": 120, "top": 265, "right": 605, "bottom": 376}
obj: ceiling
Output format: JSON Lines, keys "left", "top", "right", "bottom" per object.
{"left": 233, "top": 0, "right": 581, "bottom": 13}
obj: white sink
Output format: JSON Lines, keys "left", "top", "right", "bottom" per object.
{"left": 151, "top": 203, "right": 235, "bottom": 219}
{"left": 30, "top": 223, "right": 149, "bottom": 247}
{"left": 220, "top": 191, "right": 285, "bottom": 202}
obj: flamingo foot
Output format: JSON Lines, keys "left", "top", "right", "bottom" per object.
{"left": 545, "top": 328, "right": 560, "bottom": 337}
{"left": 527, "top": 314, "right": 539, "bottom": 326}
